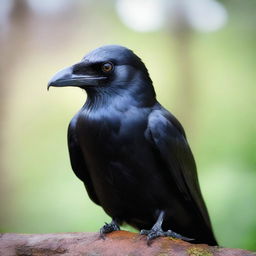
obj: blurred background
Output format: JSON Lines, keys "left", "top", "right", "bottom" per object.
{"left": 0, "top": 0, "right": 255, "bottom": 251}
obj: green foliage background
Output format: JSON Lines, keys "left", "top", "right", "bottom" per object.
{"left": 0, "top": 0, "right": 255, "bottom": 251}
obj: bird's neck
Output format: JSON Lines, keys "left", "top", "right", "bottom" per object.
{"left": 83, "top": 88, "right": 113, "bottom": 111}
{"left": 83, "top": 85, "right": 156, "bottom": 113}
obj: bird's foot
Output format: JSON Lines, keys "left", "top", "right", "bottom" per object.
{"left": 140, "top": 227, "right": 193, "bottom": 245}
{"left": 140, "top": 227, "right": 165, "bottom": 242}
{"left": 99, "top": 219, "right": 120, "bottom": 239}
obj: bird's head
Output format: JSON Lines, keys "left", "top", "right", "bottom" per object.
{"left": 48, "top": 45, "right": 155, "bottom": 101}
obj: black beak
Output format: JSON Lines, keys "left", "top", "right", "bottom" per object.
{"left": 47, "top": 64, "right": 107, "bottom": 90}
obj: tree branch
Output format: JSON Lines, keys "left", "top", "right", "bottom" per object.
{"left": 0, "top": 231, "right": 254, "bottom": 256}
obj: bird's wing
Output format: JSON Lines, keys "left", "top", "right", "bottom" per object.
{"left": 146, "top": 108, "right": 212, "bottom": 227}
{"left": 68, "top": 115, "right": 100, "bottom": 206}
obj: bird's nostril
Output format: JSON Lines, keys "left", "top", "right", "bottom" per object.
{"left": 72, "top": 63, "right": 88, "bottom": 75}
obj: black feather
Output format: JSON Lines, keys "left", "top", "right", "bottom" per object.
{"left": 49, "top": 45, "right": 217, "bottom": 245}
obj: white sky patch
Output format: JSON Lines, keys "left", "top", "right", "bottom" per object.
{"left": 116, "top": 0, "right": 166, "bottom": 32}
{"left": 116, "top": 0, "right": 228, "bottom": 33}
{"left": 184, "top": 0, "right": 228, "bottom": 32}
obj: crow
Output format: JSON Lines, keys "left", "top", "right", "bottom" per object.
{"left": 48, "top": 45, "right": 217, "bottom": 245}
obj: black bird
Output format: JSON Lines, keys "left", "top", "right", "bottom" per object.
{"left": 48, "top": 45, "right": 217, "bottom": 245}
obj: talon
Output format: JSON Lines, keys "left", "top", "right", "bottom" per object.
{"left": 140, "top": 211, "right": 194, "bottom": 244}
{"left": 99, "top": 219, "right": 120, "bottom": 236}
{"left": 140, "top": 229, "right": 149, "bottom": 235}
{"left": 166, "top": 230, "right": 194, "bottom": 241}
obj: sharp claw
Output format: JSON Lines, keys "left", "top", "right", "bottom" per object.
{"left": 148, "top": 231, "right": 160, "bottom": 240}
{"left": 166, "top": 230, "right": 194, "bottom": 241}
{"left": 140, "top": 228, "right": 164, "bottom": 246}
{"left": 140, "top": 229, "right": 149, "bottom": 235}
{"left": 180, "top": 236, "right": 194, "bottom": 241}
{"left": 140, "top": 211, "right": 193, "bottom": 244}
{"left": 140, "top": 227, "right": 194, "bottom": 244}
{"left": 99, "top": 220, "right": 120, "bottom": 236}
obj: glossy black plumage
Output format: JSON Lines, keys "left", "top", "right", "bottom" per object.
{"left": 48, "top": 45, "right": 217, "bottom": 245}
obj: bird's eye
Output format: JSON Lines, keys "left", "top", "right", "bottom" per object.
{"left": 102, "top": 62, "right": 113, "bottom": 73}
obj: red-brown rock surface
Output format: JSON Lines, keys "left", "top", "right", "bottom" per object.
{"left": 0, "top": 231, "right": 254, "bottom": 256}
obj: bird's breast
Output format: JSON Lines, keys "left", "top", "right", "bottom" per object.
{"left": 74, "top": 107, "right": 172, "bottom": 218}
{"left": 76, "top": 109, "right": 156, "bottom": 194}
{"left": 76, "top": 107, "right": 148, "bottom": 155}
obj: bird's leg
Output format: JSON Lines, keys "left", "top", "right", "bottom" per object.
{"left": 140, "top": 211, "right": 193, "bottom": 244}
{"left": 99, "top": 218, "right": 120, "bottom": 239}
